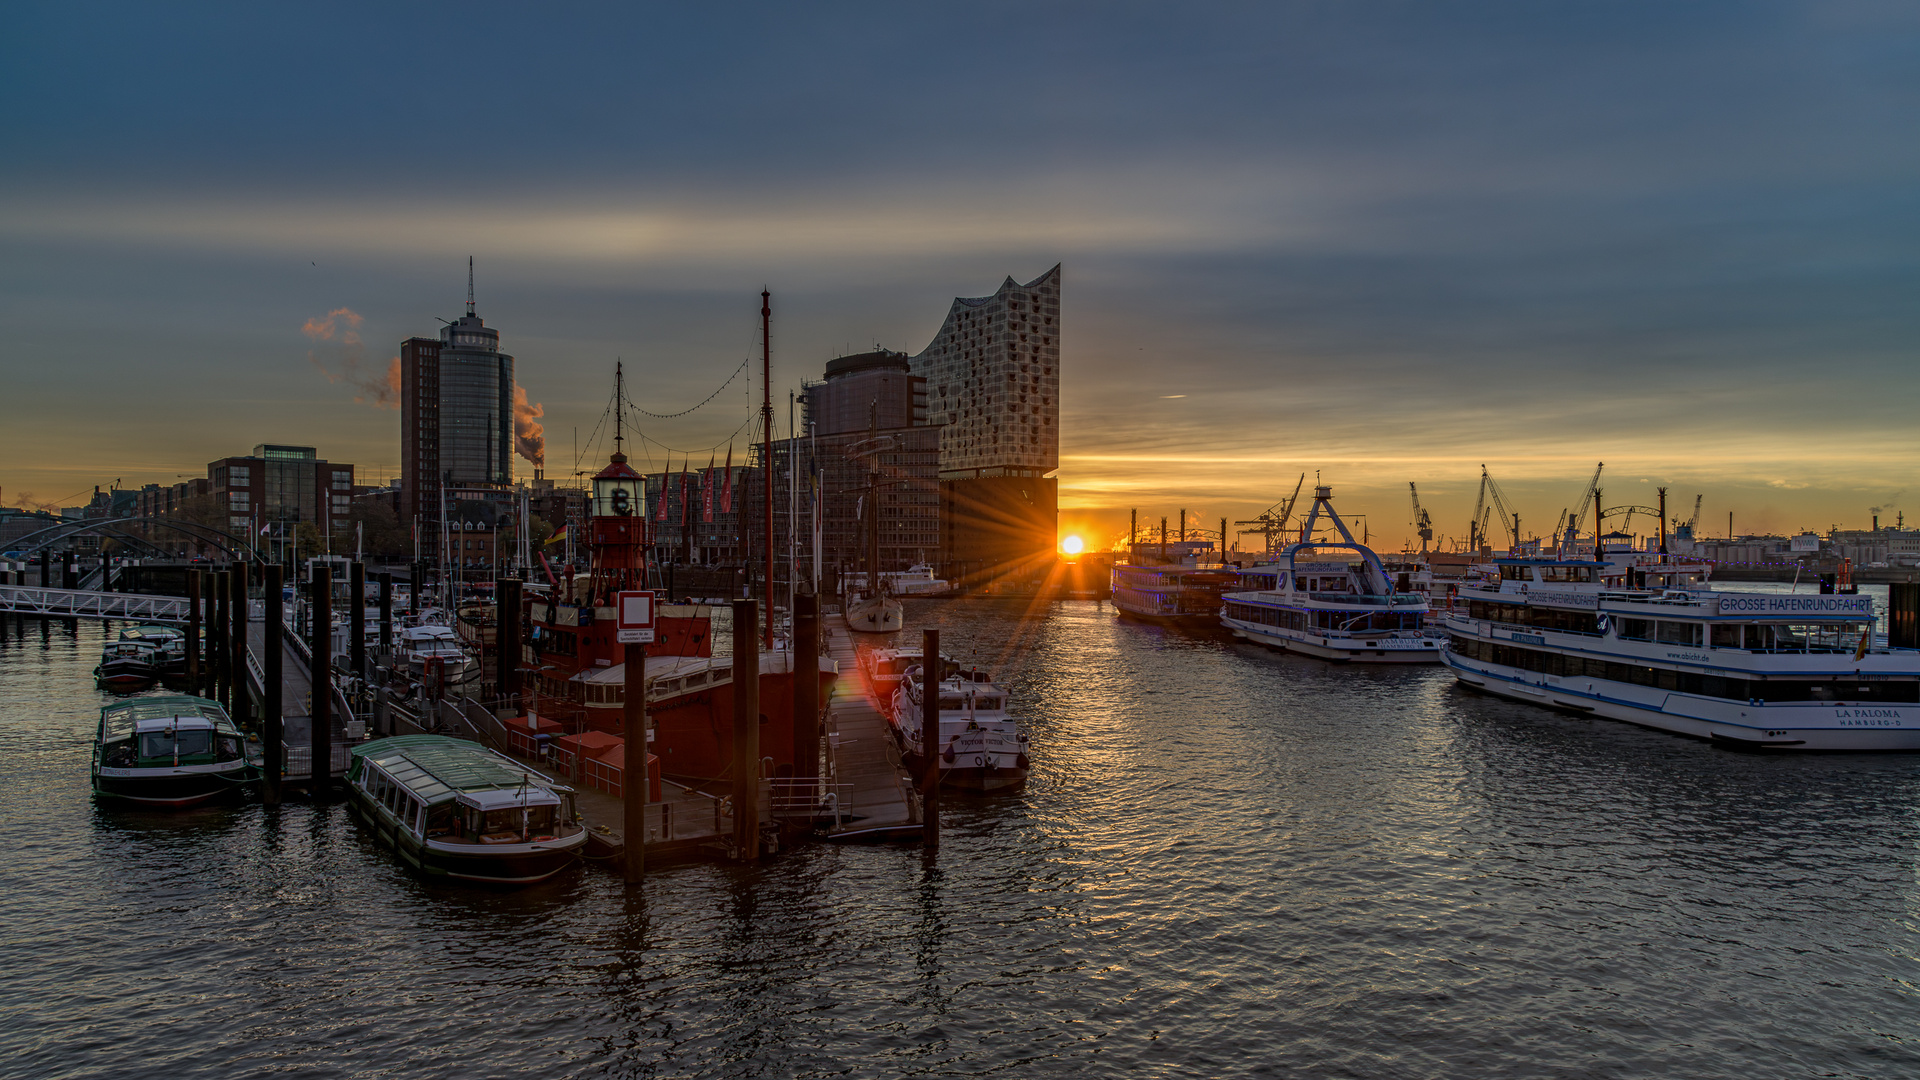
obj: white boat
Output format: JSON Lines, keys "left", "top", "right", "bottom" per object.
{"left": 1219, "top": 485, "right": 1444, "bottom": 663}
{"left": 881, "top": 564, "right": 950, "bottom": 597}
{"left": 889, "top": 662, "right": 1029, "bottom": 791}
{"left": 397, "top": 623, "right": 481, "bottom": 691}
{"left": 1441, "top": 555, "right": 1920, "bottom": 750}
{"left": 859, "top": 644, "right": 952, "bottom": 716}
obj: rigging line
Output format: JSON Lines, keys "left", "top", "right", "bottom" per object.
{"left": 628, "top": 405, "right": 758, "bottom": 458}
{"left": 629, "top": 357, "right": 751, "bottom": 419}
{"left": 571, "top": 383, "right": 618, "bottom": 476}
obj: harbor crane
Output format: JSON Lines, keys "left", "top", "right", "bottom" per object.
{"left": 1408, "top": 482, "right": 1433, "bottom": 553}
{"left": 1672, "top": 493, "right": 1703, "bottom": 534}
{"left": 1557, "top": 461, "right": 1605, "bottom": 552}
{"left": 1237, "top": 473, "right": 1306, "bottom": 557}
{"left": 1469, "top": 466, "right": 1523, "bottom": 553}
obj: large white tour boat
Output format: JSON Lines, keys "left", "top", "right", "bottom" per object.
{"left": 1219, "top": 485, "right": 1443, "bottom": 663}
{"left": 1442, "top": 557, "right": 1920, "bottom": 750}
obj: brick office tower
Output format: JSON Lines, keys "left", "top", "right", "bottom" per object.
{"left": 400, "top": 263, "right": 516, "bottom": 560}
{"left": 910, "top": 265, "right": 1061, "bottom": 591}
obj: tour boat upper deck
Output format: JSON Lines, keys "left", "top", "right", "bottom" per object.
{"left": 1442, "top": 556, "right": 1918, "bottom": 749}
{"left": 1220, "top": 485, "right": 1442, "bottom": 663}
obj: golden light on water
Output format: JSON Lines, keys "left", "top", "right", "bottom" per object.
{"left": 1061, "top": 535, "right": 1085, "bottom": 555}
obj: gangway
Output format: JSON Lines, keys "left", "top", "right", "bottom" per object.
{"left": 0, "top": 584, "right": 188, "bottom": 622}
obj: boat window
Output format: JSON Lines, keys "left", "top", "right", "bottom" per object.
{"left": 217, "top": 735, "right": 242, "bottom": 761}
{"left": 1537, "top": 566, "right": 1594, "bottom": 583}
{"left": 1619, "top": 619, "right": 1655, "bottom": 642}
{"left": 1501, "top": 565, "right": 1535, "bottom": 582}
{"left": 684, "top": 672, "right": 707, "bottom": 687}
{"left": 1655, "top": 621, "right": 1702, "bottom": 646}
{"left": 527, "top": 805, "right": 556, "bottom": 837}
{"left": 482, "top": 808, "right": 524, "bottom": 838}
{"left": 424, "top": 802, "right": 455, "bottom": 838}
{"left": 976, "top": 697, "right": 1001, "bottom": 710}
{"left": 1710, "top": 624, "right": 1741, "bottom": 648}
{"left": 939, "top": 696, "right": 964, "bottom": 710}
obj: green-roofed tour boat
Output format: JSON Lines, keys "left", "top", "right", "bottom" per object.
{"left": 346, "top": 735, "right": 587, "bottom": 886}
{"left": 91, "top": 695, "right": 257, "bottom": 808}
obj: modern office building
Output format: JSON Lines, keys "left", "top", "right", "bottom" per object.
{"left": 401, "top": 266, "right": 516, "bottom": 558}
{"left": 908, "top": 265, "right": 1061, "bottom": 588}
{"left": 207, "top": 445, "right": 354, "bottom": 555}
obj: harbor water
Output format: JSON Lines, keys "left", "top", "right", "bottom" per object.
{"left": 5, "top": 592, "right": 1920, "bottom": 1078}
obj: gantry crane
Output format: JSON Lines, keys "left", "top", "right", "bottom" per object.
{"left": 1236, "top": 473, "right": 1306, "bottom": 557}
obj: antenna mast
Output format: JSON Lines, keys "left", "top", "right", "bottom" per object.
{"left": 613, "top": 361, "right": 625, "bottom": 459}
{"left": 466, "top": 256, "right": 475, "bottom": 317}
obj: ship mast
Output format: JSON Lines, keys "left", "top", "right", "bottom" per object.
{"left": 761, "top": 290, "right": 775, "bottom": 650}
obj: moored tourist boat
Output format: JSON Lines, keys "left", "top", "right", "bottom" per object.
{"left": 1111, "top": 539, "right": 1239, "bottom": 624}
{"left": 1219, "top": 486, "right": 1443, "bottom": 662}
{"left": 346, "top": 734, "right": 587, "bottom": 885}
{"left": 890, "top": 662, "right": 1029, "bottom": 791}
{"left": 1441, "top": 556, "right": 1920, "bottom": 749}
{"left": 92, "top": 695, "right": 255, "bottom": 807}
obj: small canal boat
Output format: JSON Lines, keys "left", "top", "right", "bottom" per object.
{"left": 346, "top": 735, "right": 587, "bottom": 886}
{"left": 118, "top": 624, "right": 189, "bottom": 677}
{"left": 92, "top": 695, "right": 256, "bottom": 808}
{"left": 95, "top": 637, "right": 165, "bottom": 690}
{"left": 890, "top": 663, "right": 1030, "bottom": 792}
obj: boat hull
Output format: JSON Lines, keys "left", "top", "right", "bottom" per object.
{"left": 582, "top": 665, "right": 839, "bottom": 782}
{"left": 1443, "top": 649, "right": 1920, "bottom": 751}
{"left": 93, "top": 763, "right": 252, "bottom": 808}
{"left": 847, "top": 597, "right": 904, "bottom": 634}
{"left": 347, "top": 792, "right": 585, "bottom": 885}
{"left": 1223, "top": 619, "right": 1443, "bottom": 663}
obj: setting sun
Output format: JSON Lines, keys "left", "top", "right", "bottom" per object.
{"left": 1061, "top": 535, "right": 1085, "bottom": 555}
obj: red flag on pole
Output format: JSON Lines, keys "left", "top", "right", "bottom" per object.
{"left": 720, "top": 444, "right": 733, "bottom": 513}
{"left": 702, "top": 454, "right": 715, "bottom": 523}
{"left": 679, "top": 462, "right": 690, "bottom": 527}
{"left": 655, "top": 467, "right": 668, "bottom": 522}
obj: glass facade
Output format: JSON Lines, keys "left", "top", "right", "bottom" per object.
{"left": 438, "top": 315, "right": 514, "bottom": 488}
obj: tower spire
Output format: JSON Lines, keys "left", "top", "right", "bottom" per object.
{"left": 467, "top": 256, "right": 475, "bottom": 316}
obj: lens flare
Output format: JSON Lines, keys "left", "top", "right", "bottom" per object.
{"left": 1061, "top": 535, "right": 1085, "bottom": 555}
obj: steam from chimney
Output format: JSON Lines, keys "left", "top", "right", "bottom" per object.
{"left": 303, "top": 306, "right": 401, "bottom": 409}
{"left": 513, "top": 384, "right": 546, "bottom": 467}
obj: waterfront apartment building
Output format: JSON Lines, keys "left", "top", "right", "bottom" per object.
{"left": 207, "top": 445, "right": 353, "bottom": 554}
{"left": 400, "top": 277, "right": 516, "bottom": 558}
{"left": 908, "top": 265, "right": 1061, "bottom": 589}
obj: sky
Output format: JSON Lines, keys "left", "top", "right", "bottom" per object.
{"left": 3, "top": 2, "right": 1917, "bottom": 551}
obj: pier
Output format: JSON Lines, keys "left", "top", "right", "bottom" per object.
{"left": 819, "top": 613, "right": 922, "bottom": 841}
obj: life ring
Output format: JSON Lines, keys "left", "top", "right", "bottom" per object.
{"left": 974, "top": 755, "right": 985, "bottom": 767}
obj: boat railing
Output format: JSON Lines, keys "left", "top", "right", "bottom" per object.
{"left": 1306, "top": 592, "right": 1428, "bottom": 607}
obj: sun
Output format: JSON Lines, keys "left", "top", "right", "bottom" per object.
{"left": 1061, "top": 535, "right": 1085, "bottom": 555}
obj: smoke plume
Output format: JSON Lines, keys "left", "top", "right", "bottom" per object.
{"left": 11, "top": 490, "right": 63, "bottom": 513}
{"left": 303, "top": 306, "right": 401, "bottom": 409}
{"left": 513, "top": 384, "right": 546, "bottom": 467}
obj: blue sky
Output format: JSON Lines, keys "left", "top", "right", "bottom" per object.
{"left": 4, "top": 2, "right": 1917, "bottom": 547}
